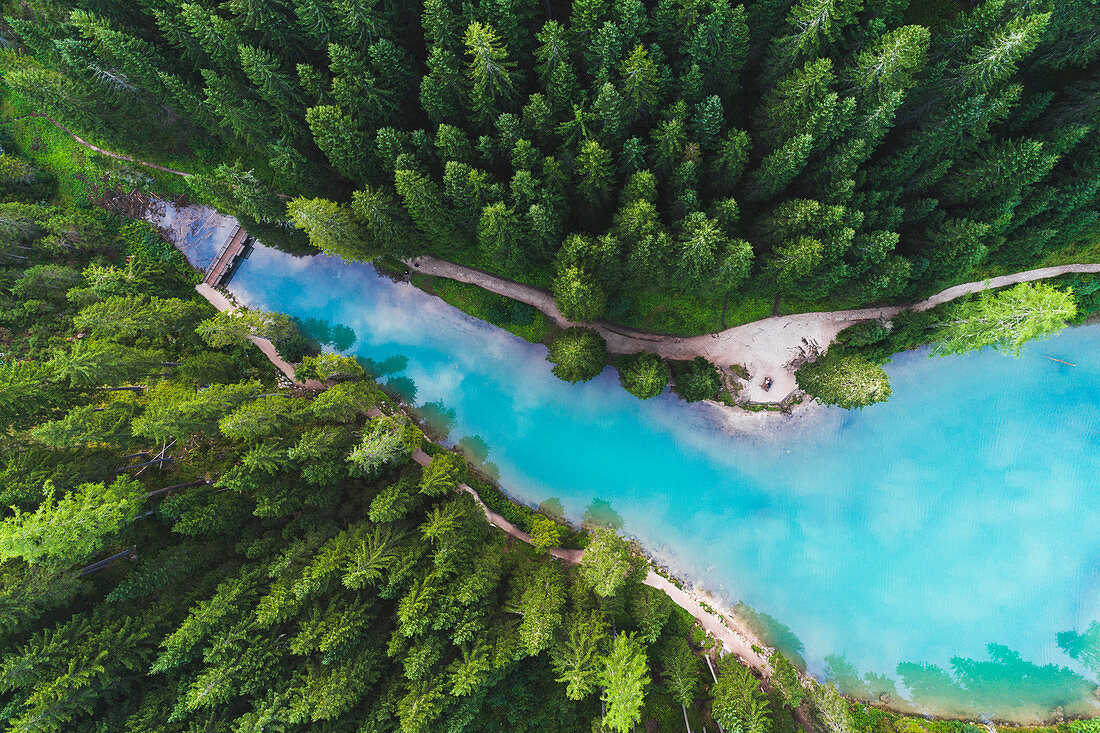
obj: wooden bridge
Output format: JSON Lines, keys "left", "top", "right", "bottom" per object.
{"left": 203, "top": 225, "right": 252, "bottom": 286}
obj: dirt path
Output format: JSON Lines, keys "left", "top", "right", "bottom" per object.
{"left": 410, "top": 256, "right": 1100, "bottom": 402}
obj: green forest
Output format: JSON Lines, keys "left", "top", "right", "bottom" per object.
{"left": 0, "top": 126, "right": 906, "bottom": 731}
{"left": 0, "top": 0, "right": 1098, "bottom": 726}
{"left": 6, "top": 140, "right": 1088, "bottom": 733}
{"left": 0, "top": 147, "right": 732, "bottom": 730}
{"left": 3, "top": 0, "right": 1097, "bottom": 339}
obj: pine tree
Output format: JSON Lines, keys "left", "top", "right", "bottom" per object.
{"left": 464, "top": 22, "right": 517, "bottom": 126}
{"left": 576, "top": 140, "right": 616, "bottom": 205}
{"left": 553, "top": 266, "right": 607, "bottom": 322}
{"left": 239, "top": 45, "right": 301, "bottom": 124}
{"left": 617, "top": 352, "right": 670, "bottom": 399}
{"left": 201, "top": 70, "right": 274, "bottom": 147}
{"left": 187, "top": 162, "right": 286, "bottom": 224}
{"left": 395, "top": 168, "right": 465, "bottom": 256}
{"left": 744, "top": 133, "right": 814, "bottom": 202}
{"left": 619, "top": 45, "right": 660, "bottom": 118}
{"left": 178, "top": 5, "right": 245, "bottom": 69}
{"left": 306, "top": 105, "right": 374, "bottom": 181}
{"left": 546, "top": 327, "right": 609, "bottom": 383}
{"left": 600, "top": 632, "right": 650, "bottom": 733}
{"left": 351, "top": 185, "right": 422, "bottom": 258}
{"left": 0, "top": 476, "right": 146, "bottom": 567}
{"left": 287, "top": 197, "right": 373, "bottom": 261}
{"left": 511, "top": 562, "right": 565, "bottom": 655}
{"left": 932, "top": 282, "right": 1077, "bottom": 357}
{"left": 675, "top": 212, "right": 726, "bottom": 289}
{"left": 687, "top": 0, "right": 750, "bottom": 96}
{"left": 477, "top": 202, "right": 524, "bottom": 274}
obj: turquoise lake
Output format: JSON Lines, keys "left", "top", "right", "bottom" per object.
{"left": 224, "top": 243, "right": 1100, "bottom": 720}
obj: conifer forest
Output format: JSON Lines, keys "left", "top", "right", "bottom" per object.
{"left": 0, "top": 0, "right": 1098, "bottom": 729}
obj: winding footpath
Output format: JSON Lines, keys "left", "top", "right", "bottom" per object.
{"left": 410, "top": 257, "right": 1100, "bottom": 402}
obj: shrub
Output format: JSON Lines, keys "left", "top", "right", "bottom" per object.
{"left": 295, "top": 353, "right": 366, "bottom": 382}
{"left": 617, "top": 352, "right": 670, "bottom": 399}
{"left": 119, "top": 220, "right": 173, "bottom": 264}
{"left": 669, "top": 357, "right": 721, "bottom": 402}
{"left": 530, "top": 514, "right": 563, "bottom": 553}
{"left": 836, "top": 320, "right": 889, "bottom": 348}
{"left": 0, "top": 154, "right": 54, "bottom": 202}
{"left": 546, "top": 327, "right": 608, "bottom": 383}
{"left": 178, "top": 352, "right": 238, "bottom": 384}
{"left": 274, "top": 329, "right": 318, "bottom": 363}
{"left": 879, "top": 309, "right": 939, "bottom": 355}
{"left": 796, "top": 350, "right": 891, "bottom": 409}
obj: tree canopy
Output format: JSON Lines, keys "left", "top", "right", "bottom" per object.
{"left": 931, "top": 282, "right": 1077, "bottom": 357}
{"left": 7, "top": 0, "right": 1096, "bottom": 344}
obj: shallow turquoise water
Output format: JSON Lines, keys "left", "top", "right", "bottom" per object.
{"left": 227, "top": 244, "right": 1100, "bottom": 720}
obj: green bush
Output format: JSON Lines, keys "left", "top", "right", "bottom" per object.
{"left": 837, "top": 320, "right": 890, "bottom": 348}
{"left": 796, "top": 351, "right": 891, "bottom": 409}
{"left": 617, "top": 352, "right": 670, "bottom": 399}
{"left": 119, "top": 220, "right": 173, "bottom": 264}
{"left": 462, "top": 468, "right": 534, "bottom": 533}
{"left": 1064, "top": 275, "right": 1100, "bottom": 323}
{"left": 178, "top": 352, "right": 238, "bottom": 385}
{"left": 0, "top": 154, "right": 54, "bottom": 202}
{"left": 669, "top": 357, "right": 722, "bottom": 402}
{"left": 546, "top": 327, "right": 608, "bottom": 383}
{"left": 553, "top": 265, "right": 607, "bottom": 322}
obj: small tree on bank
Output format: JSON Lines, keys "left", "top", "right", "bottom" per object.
{"left": 546, "top": 327, "right": 608, "bottom": 383}
{"left": 579, "top": 526, "right": 640, "bottom": 598}
{"left": 931, "top": 282, "right": 1077, "bottom": 357}
{"left": 552, "top": 265, "right": 607, "bottom": 322}
{"left": 669, "top": 357, "right": 722, "bottom": 402}
{"left": 618, "top": 351, "right": 670, "bottom": 399}
{"left": 796, "top": 350, "right": 891, "bottom": 409}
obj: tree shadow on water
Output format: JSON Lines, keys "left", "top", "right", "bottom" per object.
{"left": 732, "top": 602, "right": 807, "bottom": 668}
{"left": 1058, "top": 620, "right": 1100, "bottom": 674}
{"left": 415, "top": 400, "right": 456, "bottom": 439}
{"left": 893, "top": 642, "right": 1098, "bottom": 717}
{"left": 456, "top": 435, "right": 500, "bottom": 480}
{"left": 296, "top": 317, "right": 358, "bottom": 352}
{"left": 538, "top": 498, "right": 566, "bottom": 522}
{"left": 582, "top": 498, "right": 623, "bottom": 530}
{"left": 824, "top": 654, "right": 899, "bottom": 703}
{"left": 363, "top": 354, "right": 410, "bottom": 377}
{"left": 384, "top": 376, "right": 417, "bottom": 402}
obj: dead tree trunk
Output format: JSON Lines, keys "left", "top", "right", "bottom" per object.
{"left": 78, "top": 546, "right": 137, "bottom": 576}
{"left": 145, "top": 478, "right": 209, "bottom": 499}
{"left": 116, "top": 456, "right": 174, "bottom": 472}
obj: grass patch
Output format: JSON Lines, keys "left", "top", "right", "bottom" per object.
{"left": 848, "top": 703, "right": 1100, "bottom": 733}
{"left": 617, "top": 286, "right": 775, "bottom": 335}
{"left": 1038, "top": 235, "right": 1100, "bottom": 268}
{"left": 618, "top": 286, "right": 726, "bottom": 334}
{"left": 413, "top": 273, "right": 556, "bottom": 344}
{"left": 2, "top": 96, "right": 194, "bottom": 204}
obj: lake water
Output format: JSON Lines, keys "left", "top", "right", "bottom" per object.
{"left": 211, "top": 239, "right": 1100, "bottom": 721}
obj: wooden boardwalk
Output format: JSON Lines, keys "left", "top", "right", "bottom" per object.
{"left": 203, "top": 226, "right": 250, "bottom": 286}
